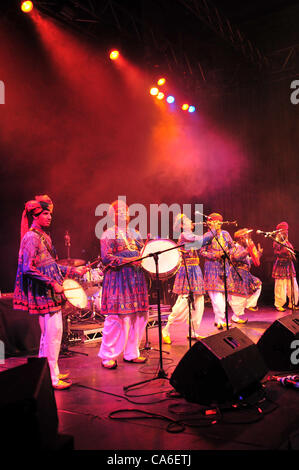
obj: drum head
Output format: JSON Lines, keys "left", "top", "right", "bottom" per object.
{"left": 63, "top": 278, "right": 88, "bottom": 309}
{"left": 141, "top": 239, "right": 180, "bottom": 278}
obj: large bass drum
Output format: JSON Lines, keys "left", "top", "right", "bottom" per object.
{"left": 141, "top": 239, "right": 181, "bottom": 280}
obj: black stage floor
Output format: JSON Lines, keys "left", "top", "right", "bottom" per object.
{"left": 1, "top": 305, "right": 299, "bottom": 453}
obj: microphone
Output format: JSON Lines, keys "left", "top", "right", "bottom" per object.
{"left": 256, "top": 229, "right": 282, "bottom": 237}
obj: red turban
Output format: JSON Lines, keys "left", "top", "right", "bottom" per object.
{"left": 21, "top": 195, "right": 53, "bottom": 239}
{"left": 208, "top": 212, "right": 223, "bottom": 222}
{"left": 276, "top": 221, "right": 288, "bottom": 231}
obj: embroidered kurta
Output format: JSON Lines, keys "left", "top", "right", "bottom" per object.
{"left": 173, "top": 231, "right": 214, "bottom": 295}
{"left": 100, "top": 227, "right": 149, "bottom": 315}
{"left": 230, "top": 243, "right": 262, "bottom": 297}
{"left": 272, "top": 241, "right": 296, "bottom": 279}
{"left": 13, "top": 227, "right": 74, "bottom": 315}
{"left": 200, "top": 230, "right": 234, "bottom": 293}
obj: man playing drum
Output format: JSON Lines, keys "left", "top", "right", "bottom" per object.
{"left": 162, "top": 214, "right": 214, "bottom": 344}
{"left": 98, "top": 200, "right": 149, "bottom": 369}
{"left": 14, "top": 195, "right": 86, "bottom": 389}
{"left": 229, "top": 228, "right": 263, "bottom": 324}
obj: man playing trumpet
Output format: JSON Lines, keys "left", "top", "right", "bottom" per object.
{"left": 229, "top": 229, "right": 263, "bottom": 324}
{"left": 272, "top": 222, "right": 298, "bottom": 311}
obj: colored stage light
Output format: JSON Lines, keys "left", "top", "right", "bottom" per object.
{"left": 166, "top": 95, "right": 175, "bottom": 104}
{"left": 182, "top": 103, "right": 189, "bottom": 111}
{"left": 157, "top": 78, "right": 166, "bottom": 86}
{"left": 21, "top": 1, "right": 34, "bottom": 13}
{"left": 188, "top": 106, "right": 196, "bottom": 113}
{"left": 150, "top": 87, "right": 159, "bottom": 96}
{"left": 109, "top": 50, "right": 119, "bottom": 60}
{"left": 157, "top": 92, "right": 164, "bottom": 100}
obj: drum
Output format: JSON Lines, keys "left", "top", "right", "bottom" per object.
{"left": 63, "top": 278, "right": 88, "bottom": 309}
{"left": 141, "top": 239, "right": 181, "bottom": 280}
{"left": 82, "top": 268, "right": 103, "bottom": 297}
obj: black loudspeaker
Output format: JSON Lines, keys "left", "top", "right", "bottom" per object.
{"left": 0, "top": 358, "right": 59, "bottom": 450}
{"left": 170, "top": 328, "right": 268, "bottom": 404}
{"left": 257, "top": 313, "right": 299, "bottom": 371}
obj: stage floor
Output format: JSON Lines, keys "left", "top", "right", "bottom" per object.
{"left": 1, "top": 305, "right": 299, "bottom": 452}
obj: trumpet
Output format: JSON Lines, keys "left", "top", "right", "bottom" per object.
{"left": 194, "top": 220, "right": 238, "bottom": 226}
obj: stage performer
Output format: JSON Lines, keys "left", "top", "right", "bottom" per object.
{"left": 13, "top": 195, "right": 87, "bottom": 390}
{"left": 98, "top": 200, "right": 149, "bottom": 369}
{"left": 162, "top": 214, "right": 214, "bottom": 344}
{"left": 229, "top": 229, "right": 263, "bottom": 324}
{"left": 272, "top": 222, "right": 299, "bottom": 311}
{"left": 200, "top": 212, "right": 234, "bottom": 329}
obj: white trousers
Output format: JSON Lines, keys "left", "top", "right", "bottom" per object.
{"left": 38, "top": 311, "right": 63, "bottom": 386}
{"left": 163, "top": 294, "right": 204, "bottom": 336}
{"left": 98, "top": 312, "right": 148, "bottom": 363}
{"left": 208, "top": 291, "right": 227, "bottom": 324}
{"left": 274, "top": 278, "right": 299, "bottom": 308}
{"left": 230, "top": 286, "right": 262, "bottom": 318}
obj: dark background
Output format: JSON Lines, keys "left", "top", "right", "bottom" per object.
{"left": 0, "top": 0, "right": 298, "bottom": 298}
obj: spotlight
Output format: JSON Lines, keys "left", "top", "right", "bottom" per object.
{"left": 157, "top": 78, "right": 166, "bottom": 86}
{"left": 182, "top": 104, "right": 189, "bottom": 111}
{"left": 188, "top": 106, "right": 196, "bottom": 113}
{"left": 21, "top": 1, "right": 34, "bottom": 13}
{"left": 109, "top": 50, "right": 120, "bottom": 60}
{"left": 166, "top": 95, "right": 175, "bottom": 104}
{"left": 157, "top": 92, "right": 164, "bottom": 100}
{"left": 150, "top": 87, "right": 159, "bottom": 96}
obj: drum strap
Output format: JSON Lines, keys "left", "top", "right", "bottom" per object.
{"left": 30, "top": 228, "right": 58, "bottom": 260}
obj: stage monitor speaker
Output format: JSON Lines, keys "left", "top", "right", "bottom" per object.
{"left": 170, "top": 327, "right": 268, "bottom": 405}
{"left": 0, "top": 358, "right": 59, "bottom": 450}
{"left": 257, "top": 313, "right": 299, "bottom": 371}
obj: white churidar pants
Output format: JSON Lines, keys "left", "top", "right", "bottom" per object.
{"left": 38, "top": 311, "right": 63, "bottom": 386}
{"left": 229, "top": 286, "right": 262, "bottom": 319}
{"left": 163, "top": 294, "right": 204, "bottom": 336}
{"left": 274, "top": 278, "right": 299, "bottom": 308}
{"left": 98, "top": 312, "right": 148, "bottom": 363}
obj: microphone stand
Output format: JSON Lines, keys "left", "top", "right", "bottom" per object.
{"left": 181, "top": 251, "right": 195, "bottom": 349}
{"left": 123, "top": 243, "right": 185, "bottom": 392}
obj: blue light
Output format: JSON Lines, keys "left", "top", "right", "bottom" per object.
{"left": 188, "top": 106, "right": 196, "bottom": 113}
{"left": 166, "top": 95, "right": 175, "bottom": 104}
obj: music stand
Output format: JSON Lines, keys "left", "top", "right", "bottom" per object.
{"left": 123, "top": 243, "right": 184, "bottom": 392}
{"left": 181, "top": 252, "right": 195, "bottom": 350}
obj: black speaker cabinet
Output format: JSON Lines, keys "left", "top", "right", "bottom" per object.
{"left": 257, "top": 313, "right": 299, "bottom": 371}
{"left": 0, "top": 358, "right": 59, "bottom": 450}
{"left": 170, "top": 327, "right": 268, "bottom": 404}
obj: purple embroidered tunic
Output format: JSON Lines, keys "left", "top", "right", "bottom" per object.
{"left": 272, "top": 241, "right": 296, "bottom": 279}
{"left": 230, "top": 243, "right": 262, "bottom": 297}
{"left": 200, "top": 230, "right": 234, "bottom": 293}
{"left": 100, "top": 227, "right": 149, "bottom": 316}
{"left": 173, "top": 231, "right": 214, "bottom": 295}
{"left": 14, "top": 227, "right": 74, "bottom": 315}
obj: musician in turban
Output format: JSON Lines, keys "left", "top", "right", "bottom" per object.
{"left": 229, "top": 229, "right": 263, "bottom": 323}
{"left": 162, "top": 214, "right": 214, "bottom": 344}
{"left": 98, "top": 199, "right": 149, "bottom": 369}
{"left": 14, "top": 195, "right": 86, "bottom": 390}
{"left": 272, "top": 222, "right": 298, "bottom": 311}
{"left": 200, "top": 213, "right": 234, "bottom": 329}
